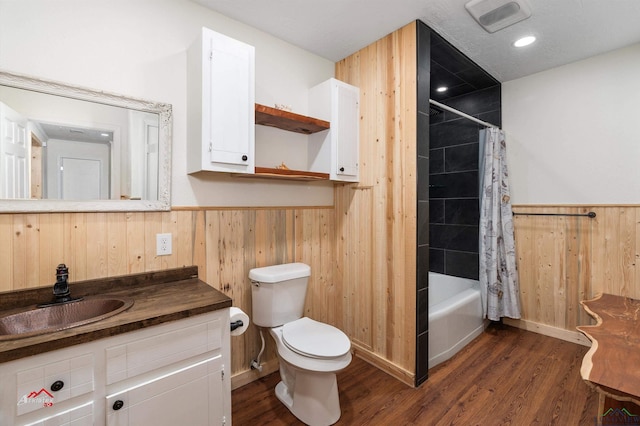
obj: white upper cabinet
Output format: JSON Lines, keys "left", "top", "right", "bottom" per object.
{"left": 186, "top": 28, "right": 359, "bottom": 183}
{"left": 309, "top": 78, "right": 360, "bottom": 182}
{"left": 187, "top": 27, "right": 255, "bottom": 174}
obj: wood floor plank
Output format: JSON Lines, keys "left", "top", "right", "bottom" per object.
{"left": 232, "top": 324, "right": 599, "bottom": 425}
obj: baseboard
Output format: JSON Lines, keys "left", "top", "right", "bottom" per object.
{"left": 350, "top": 341, "right": 415, "bottom": 387}
{"left": 502, "top": 318, "right": 591, "bottom": 347}
{"left": 231, "top": 358, "right": 280, "bottom": 390}
{"left": 231, "top": 345, "right": 416, "bottom": 390}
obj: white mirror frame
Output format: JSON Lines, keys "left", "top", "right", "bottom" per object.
{"left": 0, "top": 70, "right": 172, "bottom": 212}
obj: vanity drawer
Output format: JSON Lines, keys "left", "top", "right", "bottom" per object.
{"left": 15, "top": 352, "right": 94, "bottom": 417}
{"left": 105, "top": 310, "right": 225, "bottom": 385}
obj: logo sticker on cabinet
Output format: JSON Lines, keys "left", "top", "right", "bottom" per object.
{"left": 18, "top": 388, "right": 55, "bottom": 408}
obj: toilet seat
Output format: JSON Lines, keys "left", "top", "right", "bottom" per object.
{"left": 282, "top": 317, "right": 351, "bottom": 359}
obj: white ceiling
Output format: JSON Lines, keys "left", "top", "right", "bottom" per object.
{"left": 38, "top": 122, "right": 113, "bottom": 144}
{"left": 192, "top": 0, "right": 640, "bottom": 82}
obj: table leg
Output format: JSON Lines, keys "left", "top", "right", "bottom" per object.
{"left": 597, "top": 392, "right": 605, "bottom": 426}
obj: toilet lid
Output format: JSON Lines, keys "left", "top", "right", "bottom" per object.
{"left": 282, "top": 317, "right": 351, "bottom": 359}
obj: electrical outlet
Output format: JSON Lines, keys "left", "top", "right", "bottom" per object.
{"left": 156, "top": 233, "right": 172, "bottom": 256}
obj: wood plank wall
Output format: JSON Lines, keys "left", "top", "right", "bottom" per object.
{"left": 335, "top": 21, "right": 418, "bottom": 385}
{"left": 512, "top": 205, "right": 640, "bottom": 338}
{"left": 0, "top": 22, "right": 421, "bottom": 390}
{"left": 0, "top": 207, "right": 336, "bottom": 388}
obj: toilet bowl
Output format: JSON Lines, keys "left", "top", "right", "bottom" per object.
{"left": 249, "top": 263, "right": 352, "bottom": 426}
{"left": 270, "top": 318, "right": 351, "bottom": 425}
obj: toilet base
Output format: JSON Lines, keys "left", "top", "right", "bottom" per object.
{"left": 274, "top": 369, "right": 341, "bottom": 426}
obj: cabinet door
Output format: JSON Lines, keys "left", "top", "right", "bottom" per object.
{"left": 334, "top": 81, "right": 359, "bottom": 181}
{"left": 308, "top": 78, "right": 360, "bottom": 182}
{"left": 205, "top": 28, "right": 255, "bottom": 172}
{"left": 106, "top": 354, "right": 225, "bottom": 426}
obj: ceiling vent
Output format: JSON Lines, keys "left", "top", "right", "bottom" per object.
{"left": 465, "top": 0, "right": 532, "bottom": 33}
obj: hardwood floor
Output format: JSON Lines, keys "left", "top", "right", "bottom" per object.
{"left": 232, "top": 324, "right": 599, "bottom": 425}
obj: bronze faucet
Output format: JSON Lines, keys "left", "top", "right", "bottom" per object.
{"left": 38, "top": 264, "right": 83, "bottom": 307}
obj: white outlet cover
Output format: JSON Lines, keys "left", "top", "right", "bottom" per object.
{"left": 156, "top": 233, "right": 172, "bottom": 256}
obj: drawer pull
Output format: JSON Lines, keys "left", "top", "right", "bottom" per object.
{"left": 50, "top": 380, "right": 64, "bottom": 392}
{"left": 113, "top": 400, "right": 124, "bottom": 411}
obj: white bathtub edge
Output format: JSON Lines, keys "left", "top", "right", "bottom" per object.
{"left": 428, "top": 320, "right": 488, "bottom": 369}
{"left": 430, "top": 288, "right": 479, "bottom": 321}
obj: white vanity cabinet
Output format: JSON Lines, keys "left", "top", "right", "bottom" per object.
{"left": 187, "top": 27, "right": 255, "bottom": 174}
{"left": 104, "top": 310, "right": 229, "bottom": 426}
{"left": 0, "top": 309, "right": 230, "bottom": 426}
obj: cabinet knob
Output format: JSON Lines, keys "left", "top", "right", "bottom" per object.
{"left": 241, "top": 155, "right": 248, "bottom": 161}
{"left": 339, "top": 167, "right": 345, "bottom": 172}
{"left": 113, "top": 400, "right": 125, "bottom": 411}
{"left": 50, "top": 380, "right": 64, "bottom": 392}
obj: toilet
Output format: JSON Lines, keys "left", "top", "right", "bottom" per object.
{"left": 249, "top": 262, "right": 352, "bottom": 426}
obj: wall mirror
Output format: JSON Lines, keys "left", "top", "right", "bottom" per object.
{"left": 0, "top": 70, "right": 172, "bottom": 212}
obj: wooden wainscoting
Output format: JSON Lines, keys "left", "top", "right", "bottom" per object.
{"left": 335, "top": 21, "right": 417, "bottom": 385}
{"left": 510, "top": 205, "right": 640, "bottom": 342}
{"left": 0, "top": 207, "right": 336, "bottom": 388}
{"left": 0, "top": 211, "right": 203, "bottom": 288}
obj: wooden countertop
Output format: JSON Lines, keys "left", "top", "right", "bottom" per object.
{"left": 577, "top": 293, "right": 640, "bottom": 403}
{"left": 0, "top": 266, "right": 232, "bottom": 364}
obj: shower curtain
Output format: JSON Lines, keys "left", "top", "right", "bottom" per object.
{"left": 479, "top": 128, "right": 521, "bottom": 321}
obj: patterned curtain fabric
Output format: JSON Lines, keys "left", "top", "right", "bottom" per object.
{"left": 479, "top": 128, "right": 521, "bottom": 321}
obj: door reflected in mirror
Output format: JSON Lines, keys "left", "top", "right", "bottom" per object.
{"left": 0, "top": 85, "right": 160, "bottom": 201}
{"left": 0, "top": 70, "right": 171, "bottom": 212}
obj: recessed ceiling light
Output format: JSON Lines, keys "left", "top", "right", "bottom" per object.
{"left": 436, "top": 86, "right": 448, "bottom": 92}
{"left": 101, "top": 133, "right": 109, "bottom": 137}
{"left": 514, "top": 35, "right": 536, "bottom": 47}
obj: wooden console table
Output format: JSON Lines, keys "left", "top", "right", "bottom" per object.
{"left": 577, "top": 293, "right": 640, "bottom": 424}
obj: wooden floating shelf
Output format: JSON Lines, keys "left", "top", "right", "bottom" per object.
{"left": 234, "top": 167, "right": 330, "bottom": 181}
{"left": 255, "top": 104, "right": 330, "bottom": 135}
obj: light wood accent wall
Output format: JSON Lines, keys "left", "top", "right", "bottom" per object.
{"left": 335, "top": 22, "right": 418, "bottom": 385}
{"left": 0, "top": 207, "right": 336, "bottom": 388}
{"left": 3, "top": 20, "right": 423, "bottom": 390}
{"left": 512, "top": 205, "right": 640, "bottom": 338}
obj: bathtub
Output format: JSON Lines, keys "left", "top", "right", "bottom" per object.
{"left": 428, "top": 272, "right": 485, "bottom": 369}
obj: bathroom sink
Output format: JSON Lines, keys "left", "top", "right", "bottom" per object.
{"left": 0, "top": 296, "right": 134, "bottom": 340}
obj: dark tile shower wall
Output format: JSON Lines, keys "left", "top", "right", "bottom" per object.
{"left": 415, "top": 21, "right": 430, "bottom": 387}
{"left": 415, "top": 21, "right": 501, "bottom": 387}
{"left": 429, "top": 86, "right": 501, "bottom": 280}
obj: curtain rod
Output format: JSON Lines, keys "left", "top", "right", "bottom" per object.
{"left": 429, "top": 99, "right": 499, "bottom": 129}
{"left": 513, "top": 212, "right": 596, "bottom": 218}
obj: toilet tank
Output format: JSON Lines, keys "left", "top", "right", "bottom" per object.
{"left": 249, "top": 263, "right": 311, "bottom": 327}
